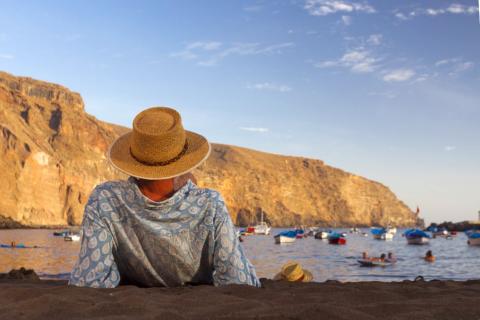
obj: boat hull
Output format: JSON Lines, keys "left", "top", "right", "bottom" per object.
{"left": 328, "top": 237, "right": 346, "bottom": 245}
{"left": 275, "top": 235, "right": 296, "bottom": 244}
{"left": 468, "top": 237, "right": 480, "bottom": 246}
{"left": 407, "top": 237, "right": 429, "bottom": 245}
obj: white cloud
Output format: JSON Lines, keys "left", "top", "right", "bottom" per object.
{"left": 171, "top": 42, "right": 294, "bottom": 66}
{"left": 435, "top": 58, "right": 474, "bottom": 75}
{"left": 243, "top": 5, "right": 263, "bottom": 12}
{"left": 368, "top": 91, "right": 397, "bottom": 99}
{"left": 0, "top": 54, "right": 14, "bottom": 59}
{"left": 367, "top": 34, "right": 382, "bottom": 46}
{"left": 247, "top": 82, "right": 292, "bottom": 92}
{"left": 239, "top": 127, "right": 269, "bottom": 133}
{"left": 444, "top": 146, "right": 456, "bottom": 152}
{"left": 383, "top": 69, "right": 416, "bottom": 82}
{"left": 316, "top": 48, "right": 379, "bottom": 73}
{"left": 341, "top": 15, "right": 352, "bottom": 25}
{"left": 304, "top": 0, "right": 375, "bottom": 16}
{"left": 395, "top": 3, "right": 478, "bottom": 20}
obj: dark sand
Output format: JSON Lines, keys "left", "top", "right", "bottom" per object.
{"left": 2, "top": 273, "right": 480, "bottom": 320}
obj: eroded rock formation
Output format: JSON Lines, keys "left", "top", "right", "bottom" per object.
{"left": 0, "top": 71, "right": 419, "bottom": 227}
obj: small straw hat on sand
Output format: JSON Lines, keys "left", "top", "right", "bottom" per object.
{"left": 108, "top": 107, "right": 210, "bottom": 180}
{"left": 274, "top": 262, "right": 313, "bottom": 282}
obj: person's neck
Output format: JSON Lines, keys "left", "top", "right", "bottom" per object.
{"left": 136, "top": 178, "right": 175, "bottom": 202}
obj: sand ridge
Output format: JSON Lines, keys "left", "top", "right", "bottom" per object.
{"left": 0, "top": 278, "right": 479, "bottom": 319}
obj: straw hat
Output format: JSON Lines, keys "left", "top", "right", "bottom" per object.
{"left": 108, "top": 107, "right": 210, "bottom": 180}
{"left": 274, "top": 262, "right": 313, "bottom": 282}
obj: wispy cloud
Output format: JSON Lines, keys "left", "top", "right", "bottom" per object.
{"left": 444, "top": 146, "right": 456, "bottom": 152}
{"left": 341, "top": 15, "right": 352, "bottom": 25}
{"left": 247, "top": 82, "right": 292, "bottom": 92}
{"left": 368, "top": 91, "right": 397, "bottom": 99}
{"left": 316, "top": 48, "right": 379, "bottom": 73}
{"left": 243, "top": 5, "right": 263, "bottom": 12}
{"left": 435, "top": 58, "right": 475, "bottom": 76}
{"left": 304, "top": 0, "right": 375, "bottom": 16}
{"left": 171, "top": 41, "right": 294, "bottom": 66}
{"left": 239, "top": 127, "right": 269, "bottom": 133}
{"left": 382, "top": 69, "right": 416, "bottom": 82}
{"left": 0, "top": 54, "right": 14, "bottom": 59}
{"left": 367, "top": 34, "right": 382, "bottom": 46}
{"left": 394, "top": 3, "right": 478, "bottom": 20}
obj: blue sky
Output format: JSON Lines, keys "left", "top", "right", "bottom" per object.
{"left": 0, "top": 0, "right": 479, "bottom": 224}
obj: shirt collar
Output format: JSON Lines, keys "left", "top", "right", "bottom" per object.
{"left": 128, "top": 177, "right": 194, "bottom": 209}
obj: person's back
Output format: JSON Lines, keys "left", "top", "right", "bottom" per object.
{"left": 69, "top": 107, "right": 260, "bottom": 288}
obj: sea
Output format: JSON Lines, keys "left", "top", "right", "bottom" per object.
{"left": 1, "top": 228, "right": 479, "bottom": 282}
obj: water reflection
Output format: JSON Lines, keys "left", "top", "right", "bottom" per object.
{"left": 0, "top": 228, "right": 479, "bottom": 282}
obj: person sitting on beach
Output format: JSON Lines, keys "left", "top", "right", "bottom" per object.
{"left": 424, "top": 250, "right": 435, "bottom": 262}
{"left": 69, "top": 107, "right": 260, "bottom": 288}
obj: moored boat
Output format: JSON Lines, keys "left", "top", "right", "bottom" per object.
{"left": 404, "top": 229, "right": 430, "bottom": 245}
{"left": 253, "top": 211, "right": 271, "bottom": 235}
{"left": 328, "top": 232, "right": 346, "bottom": 245}
{"left": 64, "top": 234, "right": 80, "bottom": 242}
{"left": 314, "top": 231, "right": 330, "bottom": 240}
{"left": 371, "top": 227, "right": 395, "bottom": 240}
{"left": 274, "top": 231, "right": 297, "bottom": 244}
{"left": 466, "top": 230, "right": 480, "bottom": 246}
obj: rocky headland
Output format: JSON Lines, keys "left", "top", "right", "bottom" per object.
{"left": 0, "top": 71, "right": 420, "bottom": 227}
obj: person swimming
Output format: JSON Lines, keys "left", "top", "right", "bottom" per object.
{"left": 424, "top": 250, "right": 435, "bottom": 262}
{"left": 386, "top": 252, "right": 397, "bottom": 263}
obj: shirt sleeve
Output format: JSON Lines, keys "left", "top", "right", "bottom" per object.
{"left": 212, "top": 195, "right": 261, "bottom": 287}
{"left": 69, "top": 188, "right": 120, "bottom": 288}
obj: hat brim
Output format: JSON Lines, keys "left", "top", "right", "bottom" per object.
{"left": 108, "top": 130, "right": 211, "bottom": 180}
{"left": 273, "top": 270, "right": 313, "bottom": 282}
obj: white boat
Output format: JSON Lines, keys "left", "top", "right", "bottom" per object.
{"left": 253, "top": 211, "right": 271, "bottom": 235}
{"left": 274, "top": 235, "right": 296, "bottom": 244}
{"left": 64, "top": 234, "right": 80, "bottom": 242}
{"left": 406, "top": 237, "right": 429, "bottom": 245}
{"left": 314, "top": 231, "right": 330, "bottom": 239}
{"left": 381, "top": 232, "right": 394, "bottom": 240}
{"left": 466, "top": 231, "right": 480, "bottom": 246}
{"left": 386, "top": 226, "right": 397, "bottom": 234}
{"left": 468, "top": 237, "right": 480, "bottom": 246}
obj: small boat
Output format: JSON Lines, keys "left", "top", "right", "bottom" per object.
{"left": 357, "top": 259, "right": 393, "bottom": 267}
{"left": 314, "top": 230, "right": 330, "bottom": 240}
{"left": 274, "top": 231, "right": 297, "bottom": 244}
{"left": 0, "top": 243, "right": 36, "bottom": 249}
{"left": 53, "top": 230, "right": 72, "bottom": 237}
{"left": 295, "top": 229, "right": 305, "bottom": 239}
{"left": 361, "top": 232, "right": 368, "bottom": 237}
{"left": 253, "top": 211, "right": 271, "bottom": 235}
{"left": 349, "top": 227, "right": 359, "bottom": 234}
{"left": 328, "top": 232, "right": 346, "bottom": 245}
{"left": 371, "top": 227, "right": 394, "bottom": 240}
{"left": 404, "top": 229, "right": 430, "bottom": 245}
{"left": 466, "top": 230, "right": 480, "bottom": 246}
{"left": 64, "top": 235, "right": 80, "bottom": 242}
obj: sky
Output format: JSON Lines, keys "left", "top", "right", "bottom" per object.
{"left": 0, "top": 0, "right": 479, "bottom": 224}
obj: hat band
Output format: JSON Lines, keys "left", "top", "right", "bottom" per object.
{"left": 129, "top": 141, "right": 189, "bottom": 166}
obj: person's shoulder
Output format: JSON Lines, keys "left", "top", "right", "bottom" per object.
{"left": 188, "top": 184, "right": 223, "bottom": 203}
{"left": 90, "top": 180, "right": 131, "bottom": 199}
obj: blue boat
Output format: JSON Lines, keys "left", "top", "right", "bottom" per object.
{"left": 404, "top": 229, "right": 430, "bottom": 245}
{"left": 274, "top": 230, "right": 297, "bottom": 244}
{"left": 466, "top": 230, "right": 480, "bottom": 246}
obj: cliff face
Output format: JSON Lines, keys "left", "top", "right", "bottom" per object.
{"left": 0, "top": 71, "right": 419, "bottom": 227}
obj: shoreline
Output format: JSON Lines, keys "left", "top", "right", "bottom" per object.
{"left": 1, "top": 277, "right": 480, "bottom": 319}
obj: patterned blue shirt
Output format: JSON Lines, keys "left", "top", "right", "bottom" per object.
{"left": 69, "top": 178, "right": 260, "bottom": 288}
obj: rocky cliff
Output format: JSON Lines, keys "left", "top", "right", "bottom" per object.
{"left": 0, "top": 71, "right": 419, "bottom": 227}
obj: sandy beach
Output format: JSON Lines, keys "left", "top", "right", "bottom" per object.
{"left": 1, "top": 270, "right": 480, "bottom": 320}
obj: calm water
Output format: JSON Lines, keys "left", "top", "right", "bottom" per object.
{"left": 1, "top": 228, "right": 479, "bottom": 282}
